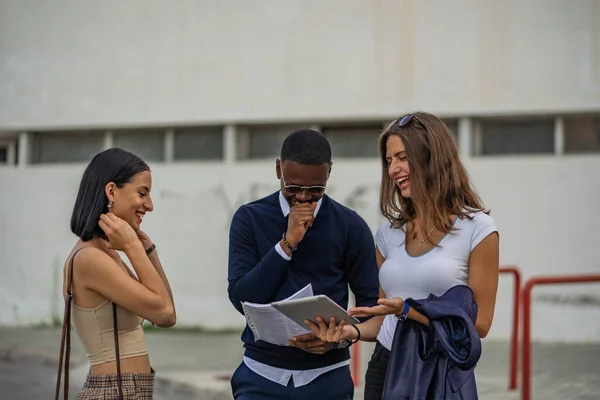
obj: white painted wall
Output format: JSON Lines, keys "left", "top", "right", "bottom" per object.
{"left": 1, "top": 156, "right": 600, "bottom": 342}
{"left": 1, "top": 0, "right": 599, "bottom": 129}
{"left": 1, "top": 0, "right": 599, "bottom": 343}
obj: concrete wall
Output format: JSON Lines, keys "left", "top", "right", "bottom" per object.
{"left": 1, "top": 0, "right": 600, "bottom": 129}
{"left": 1, "top": 156, "right": 600, "bottom": 342}
{"left": 1, "top": 0, "right": 599, "bottom": 343}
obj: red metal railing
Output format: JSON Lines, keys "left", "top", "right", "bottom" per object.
{"left": 521, "top": 274, "right": 600, "bottom": 400}
{"left": 349, "top": 292, "right": 361, "bottom": 387}
{"left": 351, "top": 341, "right": 360, "bottom": 386}
{"left": 499, "top": 266, "right": 521, "bottom": 390}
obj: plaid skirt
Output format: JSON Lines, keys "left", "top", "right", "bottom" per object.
{"left": 75, "top": 369, "right": 155, "bottom": 399}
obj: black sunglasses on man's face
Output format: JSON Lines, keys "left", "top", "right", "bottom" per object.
{"left": 280, "top": 170, "right": 326, "bottom": 195}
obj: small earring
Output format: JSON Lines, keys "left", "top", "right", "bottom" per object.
{"left": 107, "top": 201, "right": 113, "bottom": 210}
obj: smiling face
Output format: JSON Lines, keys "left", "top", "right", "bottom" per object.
{"left": 385, "top": 135, "right": 412, "bottom": 198}
{"left": 106, "top": 170, "right": 154, "bottom": 231}
{"left": 276, "top": 160, "right": 330, "bottom": 206}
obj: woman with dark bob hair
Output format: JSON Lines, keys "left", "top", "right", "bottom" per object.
{"left": 55, "top": 147, "right": 176, "bottom": 400}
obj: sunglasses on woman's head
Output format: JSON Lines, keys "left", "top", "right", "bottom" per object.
{"left": 280, "top": 170, "right": 326, "bottom": 194}
{"left": 397, "top": 113, "right": 417, "bottom": 127}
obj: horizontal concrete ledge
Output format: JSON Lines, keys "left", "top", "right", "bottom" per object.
{"left": 157, "top": 371, "right": 233, "bottom": 400}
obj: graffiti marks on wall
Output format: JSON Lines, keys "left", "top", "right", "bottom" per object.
{"left": 207, "top": 181, "right": 381, "bottom": 230}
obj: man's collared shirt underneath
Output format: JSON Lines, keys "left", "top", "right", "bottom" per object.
{"left": 244, "top": 191, "right": 348, "bottom": 388}
{"left": 244, "top": 356, "right": 350, "bottom": 387}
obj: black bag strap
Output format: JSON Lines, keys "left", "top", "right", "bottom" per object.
{"left": 112, "top": 301, "right": 124, "bottom": 398}
{"left": 54, "top": 248, "right": 124, "bottom": 399}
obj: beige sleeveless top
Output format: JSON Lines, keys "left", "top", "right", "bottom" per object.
{"left": 71, "top": 299, "right": 149, "bottom": 365}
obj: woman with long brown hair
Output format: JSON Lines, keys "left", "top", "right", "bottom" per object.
{"left": 305, "top": 111, "right": 499, "bottom": 399}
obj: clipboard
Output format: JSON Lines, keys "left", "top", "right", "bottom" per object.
{"left": 271, "top": 294, "right": 359, "bottom": 329}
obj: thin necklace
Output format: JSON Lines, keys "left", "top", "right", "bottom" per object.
{"left": 412, "top": 225, "right": 436, "bottom": 248}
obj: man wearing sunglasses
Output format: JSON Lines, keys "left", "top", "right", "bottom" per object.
{"left": 227, "top": 129, "right": 380, "bottom": 400}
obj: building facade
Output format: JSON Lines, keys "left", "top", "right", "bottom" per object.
{"left": 1, "top": 0, "right": 599, "bottom": 341}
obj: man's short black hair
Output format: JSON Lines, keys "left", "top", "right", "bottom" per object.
{"left": 280, "top": 129, "right": 332, "bottom": 165}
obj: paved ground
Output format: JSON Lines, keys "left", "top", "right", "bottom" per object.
{"left": 1, "top": 326, "right": 599, "bottom": 399}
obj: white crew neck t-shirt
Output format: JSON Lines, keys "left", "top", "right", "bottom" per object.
{"left": 374, "top": 211, "right": 498, "bottom": 350}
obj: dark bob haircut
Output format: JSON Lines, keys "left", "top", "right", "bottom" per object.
{"left": 70, "top": 147, "right": 150, "bottom": 241}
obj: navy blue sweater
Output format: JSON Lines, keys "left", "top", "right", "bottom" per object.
{"left": 227, "top": 191, "right": 380, "bottom": 370}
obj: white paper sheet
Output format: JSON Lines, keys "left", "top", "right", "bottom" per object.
{"left": 241, "top": 284, "right": 314, "bottom": 346}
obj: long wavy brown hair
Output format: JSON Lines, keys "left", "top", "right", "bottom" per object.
{"left": 379, "top": 111, "right": 488, "bottom": 246}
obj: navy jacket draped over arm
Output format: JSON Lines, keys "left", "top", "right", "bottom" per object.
{"left": 382, "top": 285, "right": 482, "bottom": 400}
